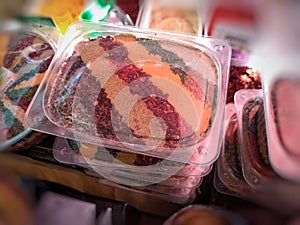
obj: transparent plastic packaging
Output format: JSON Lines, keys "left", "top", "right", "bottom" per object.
{"left": 234, "top": 89, "right": 278, "bottom": 188}
{"left": 232, "top": 90, "right": 300, "bottom": 213}
{"left": 136, "top": 0, "right": 203, "bottom": 35}
{"left": 53, "top": 137, "right": 206, "bottom": 188}
{"left": 53, "top": 137, "right": 212, "bottom": 177}
{"left": 100, "top": 178, "right": 197, "bottom": 204}
{"left": 216, "top": 103, "right": 254, "bottom": 196}
{"left": 250, "top": 0, "right": 300, "bottom": 183}
{"left": 0, "top": 19, "right": 59, "bottom": 151}
{"left": 26, "top": 21, "right": 231, "bottom": 165}
{"left": 226, "top": 45, "right": 262, "bottom": 104}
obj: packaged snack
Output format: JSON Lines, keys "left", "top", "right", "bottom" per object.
{"left": 0, "top": 19, "right": 58, "bottom": 151}
{"left": 26, "top": 21, "right": 231, "bottom": 165}
{"left": 235, "top": 89, "right": 278, "bottom": 188}
{"left": 53, "top": 137, "right": 206, "bottom": 188}
{"left": 250, "top": 0, "right": 300, "bottom": 183}
{"left": 53, "top": 137, "right": 212, "bottom": 177}
{"left": 136, "top": 0, "right": 202, "bottom": 35}
{"left": 216, "top": 103, "right": 254, "bottom": 197}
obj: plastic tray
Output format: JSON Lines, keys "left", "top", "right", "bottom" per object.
{"left": 136, "top": 0, "right": 203, "bottom": 35}
{"left": 98, "top": 178, "right": 197, "bottom": 204}
{"left": 0, "top": 19, "right": 59, "bottom": 151}
{"left": 53, "top": 138, "right": 205, "bottom": 188}
{"left": 234, "top": 89, "right": 278, "bottom": 188}
{"left": 216, "top": 103, "right": 254, "bottom": 196}
{"left": 84, "top": 166, "right": 199, "bottom": 196}
{"left": 53, "top": 137, "right": 212, "bottom": 177}
{"left": 248, "top": 1, "right": 300, "bottom": 183}
{"left": 26, "top": 21, "right": 231, "bottom": 165}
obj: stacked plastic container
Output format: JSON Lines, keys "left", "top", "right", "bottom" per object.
{"left": 24, "top": 6, "right": 231, "bottom": 204}
{"left": 0, "top": 18, "right": 60, "bottom": 151}
{"left": 205, "top": 0, "right": 300, "bottom": 214}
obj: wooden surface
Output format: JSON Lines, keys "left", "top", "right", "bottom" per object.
{"left": 0, "top": 152, "right": 183, "bottom": 218}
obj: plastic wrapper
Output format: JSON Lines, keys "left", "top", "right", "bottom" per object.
{"left": 26, "top": 21, "right": 231, "bottom": 165}
{"left": 0, "top": 19, "right": 59, "bottom": 151}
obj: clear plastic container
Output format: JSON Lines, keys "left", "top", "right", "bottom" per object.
{"left": 234, "top": 89, "right": 278, "bottom": 188}
{"left": 264, "top": 77, "right": 300, "bottom": 183}
{"left": 249, "top": 0, "right": 300, "bottom": 183}
{"left": 53, "top": 137, "right": 212, "bottom": 177}
{"left": 216, "top": 103, "right": 254, "bottom": 196}
{"left": 82, "top": 167, "right": 199, "bottom": 201}
{"left": 232, "top": 90, "right": 300, "bottom": 213}
{"left": 99, "top": 178, "right": 197, "bottom": 204}
{"left": 0, "top": 19, "right": 59, "bottom": 151}
{"left": 227, "top": 49, "right": 262, "bottom": 102}
{"left": 136, "top": 0, "right": 203, "bottom": 35}
{"left": 53, "top": 137, "right": 205, "bottom": 188}
{"left": 26, "top": 21, "right": 231, "bottom": 165}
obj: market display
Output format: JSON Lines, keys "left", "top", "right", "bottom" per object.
{"left": 0, "top": 0, "right": 299, "bottom": 224}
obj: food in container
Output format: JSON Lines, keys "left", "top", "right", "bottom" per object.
{"left": 246, "top": 0, "right": 300, "bottom": 183}
{"left": 262, "top": 76, "right": 300, "bottom": 183}
{"left": 136, "top": 0, "right": 202, "bottom": 34}
{"left": 234, "top": 89, "right": 278, "bottom": 188}
{"left": 226, "top": 49, "right": 262, "bottom": 103}
{"left": 232, "top": 89, "right": 300, "bottom": 213}
{"left": 26, "top": 21, "right": 230, "bottom": 165}
{"left": 0, "top": 20, "right": 57, "bottom": 151}
{"left": 53, "top": 137, "right": 206, "bottom": 188}
{"left": 270, "top": 78, "right": 300, "bottom": 158}
{"left": 216, "top": 103, "right": 254, "bottom": 197}
{"left": 53, "top": 137, "right": 212, "bottom": 177}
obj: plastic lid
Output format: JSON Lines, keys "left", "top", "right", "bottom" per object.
{"left": 234, "top": 89, "right": 278, "bottom": 188}
{"left": 0, "top": 21, "right": 56, "bottom": 151}
{"left": 217, "top": 103, "right": 254, "bottom": 196}
{"left": 53, "top": 137, "right": 212, "bottom": 177}
{"left": 26, "top": 21, "right": 230, "bottom": 165}
{"left": 53, "top": 137, "right": 209, "bottom": 187}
